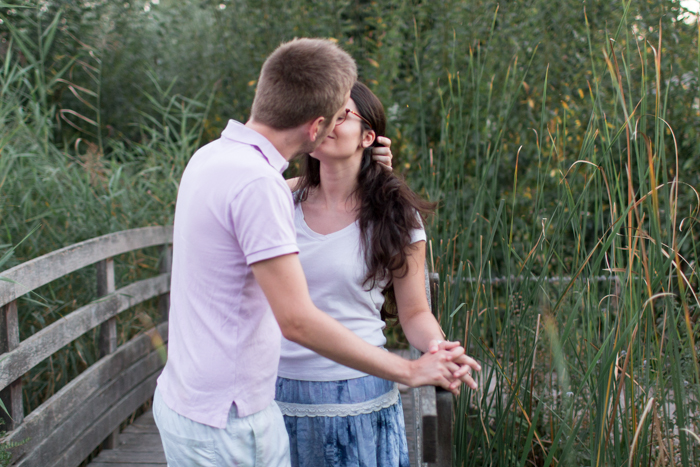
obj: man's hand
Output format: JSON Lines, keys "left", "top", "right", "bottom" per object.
{"left": 406, "top": 349, "right": 463, "bottom": 395}
{"left": 428, "top": 339, "right": 481, "bottom": 392}
{"left": 371, "top": 136, "right": 393, "bottom": 171}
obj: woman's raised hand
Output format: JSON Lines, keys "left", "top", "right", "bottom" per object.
{"left": 371, "top": 136, "right": 393, "bottom": 171}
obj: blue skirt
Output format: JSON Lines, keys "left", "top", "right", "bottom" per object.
{"left": 275, "top": 375, "right": 410, "bottom": 467}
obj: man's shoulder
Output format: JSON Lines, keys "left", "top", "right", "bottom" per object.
{"left": 188, "top": 137, "right": 281, "bottom": 183}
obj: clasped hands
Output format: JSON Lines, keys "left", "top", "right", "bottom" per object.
{"left": 426, "top": 339, "right": 481, "bottom": 396}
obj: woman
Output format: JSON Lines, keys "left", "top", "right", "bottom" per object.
{"left": 275, "top": 82, "right": 479, "bottom": 467}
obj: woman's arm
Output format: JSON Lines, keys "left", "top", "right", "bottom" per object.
{"left": 393, "top": 241, "right": 445, "bottom": 353}
{"left": 394, "top": 241, "right": 481, "bottom": 389}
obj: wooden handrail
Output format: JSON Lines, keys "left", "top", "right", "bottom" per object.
{"left": 0, "top": 274, "right": 169, "bottom": 390}
{"left": 0, "top": 227, "right": 172, "bottom": 467}
{"left": 0, "top": 226, "right": 172, "bottom": 308}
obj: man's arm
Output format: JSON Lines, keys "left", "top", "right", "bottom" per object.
{"left": 251, "top": 253, "right": 463, "bottom": 393}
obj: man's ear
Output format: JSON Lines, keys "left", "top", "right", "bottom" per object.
{"left": 361, "top": 130, "right": 376, "bottom": 148}
{"left": 308, "top": 116, "right": 326, "bottom": 142}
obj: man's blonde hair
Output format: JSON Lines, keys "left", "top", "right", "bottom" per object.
{"left": 251, "top": 38, "right": 357, "bottom": 130}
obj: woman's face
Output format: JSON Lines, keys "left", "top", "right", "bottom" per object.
{"left": 311, "top": 98, "right": 374, "bottom": 162}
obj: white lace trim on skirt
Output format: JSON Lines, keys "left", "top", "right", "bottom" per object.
{"left": 277, "top": 383, "right": 400, "bottom": 418}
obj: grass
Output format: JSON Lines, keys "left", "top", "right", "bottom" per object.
{"left": 0, "top": 4, "right": 214, "bottom": 416}
{"left": 1, "top": 1, "right": 699, "bottom": 466}
{"left": 414, "top": 5, "right": 700, "bottom": 466}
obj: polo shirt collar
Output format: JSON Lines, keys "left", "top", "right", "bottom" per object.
{"left": 221, "top": 120, "right": 289, "bottom": 173}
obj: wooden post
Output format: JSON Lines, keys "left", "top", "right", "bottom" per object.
{"left": 96, "top": 258, "right": 119, "bottom": 449}
{"left": 435, "top": 388, "right": 453, "bottom": 466}
{"left": 420, "top": 385, "right": 438, "bottom": 464}
{"left": 0, "top": 300, "right": 23, "bottom": 431}
{"left": 158, "top": 244, "right": 172, "bottom": 323}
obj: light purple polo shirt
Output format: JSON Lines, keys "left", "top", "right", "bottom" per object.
{"left": 157, "top": 120, "right": 299, "bottom": 429}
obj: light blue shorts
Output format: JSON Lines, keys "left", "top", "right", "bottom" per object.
{"left": 153, "top": 388, "right": 291, "bottom": 467}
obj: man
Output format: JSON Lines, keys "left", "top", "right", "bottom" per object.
{"left": 154, "top": 38, "right": 479, "bottom": 466}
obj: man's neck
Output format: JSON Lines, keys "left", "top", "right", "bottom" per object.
{"left": 245, "top": 119, "right": 303, "bottom": 161}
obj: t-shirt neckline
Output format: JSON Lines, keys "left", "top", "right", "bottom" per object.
{"left": 296, "top": 202, "right": 358, "bottom": 240}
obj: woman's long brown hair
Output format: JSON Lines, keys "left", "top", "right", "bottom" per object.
{"left": 295, "top": 81, "right": 436, "bottom": 319}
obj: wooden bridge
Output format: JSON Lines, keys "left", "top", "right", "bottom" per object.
{"left": 1, "top": 227, "right": 452, "bottom": 467}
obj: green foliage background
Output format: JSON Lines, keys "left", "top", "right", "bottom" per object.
{"left": 1, "top": 0, "right": 699, "bottom": 465}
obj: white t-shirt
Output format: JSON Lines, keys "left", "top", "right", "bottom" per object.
{"left": 277, "top": 202, "right": 426, "bottom": 381}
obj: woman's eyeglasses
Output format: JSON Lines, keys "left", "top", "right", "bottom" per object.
{"left": 336, "top": 109, "right": 372, "bottom": 129}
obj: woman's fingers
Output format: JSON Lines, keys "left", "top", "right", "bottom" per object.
{"left": 440, "top": 340, "right": 462, "bottom": 351}
{"left": 373, "top": 155, "right": 393, "bottom": 170}
{"left": 450, "top": 355, "right": 481, "bottom": 391}
{"left": 452, "top": 354, "right": 481, "bottom": 372}
{"left": 427, "top": 339, "right": 444, "bottom": 353}
{"left": 371, "top": 136, "right": 393, "bottom": 171}
{"left": 376, "top": 136, "right": 391, "bottom": 147}
{"left": 446, "top": 344, "right": 465, "bottom": 361}
{"left": 445, "top": 360, "right": 461, "bottom": 376}
{"left": 450, "top": 372, "right": 477, "bottom": 391}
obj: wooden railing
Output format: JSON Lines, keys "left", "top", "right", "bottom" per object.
{"left": 0, "top": 227, "right": 454, "bottom": 467}
{"left": 0, "top": 227, "right": 172, "bottom": 467}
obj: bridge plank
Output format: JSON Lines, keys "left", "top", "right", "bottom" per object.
{"left": 83, "top": 390, "right": 420, "bottom": 467}
{"left": 14, "top": 354, "right": 163, "bottom": 467}
{"left": 0, "top": 226, "right": 172, "bottom": 308}
{"left": 0, "top": 274, "right": 169, "bottom": 390}
{"left": 113, "top": 433, "right": 163, "bottom": 452}
{"left": 47, "top": 371, "right": 162, "bottom": 467}
{"left": 89, "top": 464, "right": 165, "bottom": 467}
{"left": 89, "top": 450, "right": 166, "bottom": 463}
{"left": 4, "top": 323, "right": 167, "bottom": 464}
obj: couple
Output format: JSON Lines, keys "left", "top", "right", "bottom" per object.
{"left": 153, "top": 38, "right": 480, "bottom": 467}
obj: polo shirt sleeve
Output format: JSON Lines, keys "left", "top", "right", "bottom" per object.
{"left": 229, "top": 176, "right": 299, "bottom": 265}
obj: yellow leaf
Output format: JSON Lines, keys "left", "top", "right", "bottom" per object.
{"left": 248, "top": 80, "right": 256, "bottom": 87}
{"left": 367, "top": 58, "right": 380, "bottom": 68}
{"left": 578, "top": 88, "right": 585, "bottom": 99}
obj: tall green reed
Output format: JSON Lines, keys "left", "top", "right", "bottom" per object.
{"left": 1, "top": 2, "right": 699, "bottom": 466}
{"left": 415, "top": 4, "right": 700, "bottom": 466}
{"left": 0, "top": 6, "right": 213, "bottom": 413}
